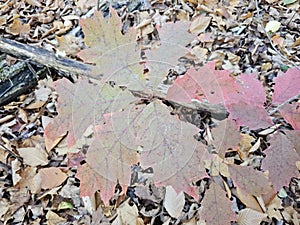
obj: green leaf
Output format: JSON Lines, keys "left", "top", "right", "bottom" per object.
{"left": 58, "top": 201, "right": 73, "bottom": 210}
{"left": 283, "top": 0, "right": 297, "bottom": 5}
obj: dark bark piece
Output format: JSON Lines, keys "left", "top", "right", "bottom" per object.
{"left": 0, "top": 61, "right": 47, "bottom": 107}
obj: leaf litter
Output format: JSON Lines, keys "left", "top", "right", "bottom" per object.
{"left": 0, "top": 0, "right": 299, "bottom": 224}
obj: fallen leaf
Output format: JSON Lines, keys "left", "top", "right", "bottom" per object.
{"left": 279, "top": 102, "right": 300, "bottom": 130}
{"left": 163, "top": 185, "right": 185, "bottom": 218}
{"left": 283, "top": 0, "right": 297, "bottom": 5}
{"left": 236, "top": 187, "right": 264, "bottom": 212}
{"left": 228, "top": 164, "right": 272, "bottom": 196}
{"left": 6, "top": 19, "right": 30, "bottom": 35}
{"left": 113, "top": 200, "right": 139, "bottom": 225}
{"left": 211, "top": 119, "right": 240, "bottom": 158}
{"left": 145, "top": 22, "right": 195, "bottom": 89}
{"left": 265, "top": 21, "right": 281, "bottom": 33}
{"left": 46, "top": 211, "right": 66, "bottom": 225}
{"left": 44, "top": 78, "right": 135, "bottom": 150}
{"left": 189, "top": 15, "right": 211, "bottom": 34}
{"left": 36, "top": 167, "right": 67, "bottom": 190}
{"left": 237, "top": 208, "right": 267, "bottom": 225}
{"left": 262, "top": 132, "right": 300, "bottom": 191}
{"left": 200, "top": 182, "right": 236, "bottom": 225}
{"left": 272, "top": 68, "right": 300, "bottom": 105}
{"left": 77, "top": 8, "right": 141, "bottom": 86}
{"left": 18, "top": 147, "right": 48, "bottom": 167}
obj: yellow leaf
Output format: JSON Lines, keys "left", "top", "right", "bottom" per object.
{"left": 265, "top": 21, "right": 281, "bottom": 33}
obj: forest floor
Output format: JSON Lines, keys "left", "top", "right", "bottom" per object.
{"left": 0, "top": 0, "right": 300, "bottom": 224}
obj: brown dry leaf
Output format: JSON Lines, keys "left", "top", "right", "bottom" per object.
{"left": 18, "top": 147, "right": 48, "bottom": 167}
{"left": 198, "top": 33, "right": 214, "bottom": 43}
{"left": 6, "top": 19, "right": 30, "bottom": 35}
{"left": 191, "top": 46, "right": 208, "bottom": 63}
{"left": 238, "top": 133, "right": 255, "bottom": 159}
{"left": 25, "top": 101, "right": 46, "bottom": 109}
{"left": 236, "top": 187, "right": 263, "bottom": 212}
{"left": 35, "top": 167, "right": 67, "bottom": 190}
{"left": 189, "top": 15, "right": 211, "bottom": 34}
{"left": 163, "top": 185, "right": 185, "bottom": 218}
{"left": 11, "top": 159, "right": 22, "bottom": 186}
{"left": 18, "top": 108, "right": 28, "bottom": 124}
{"left": 112, "top": 199, "right": 139, "bottom": 225}
{"left": 266, "top": 195, "right": 283, "bottom": 221}
{"left": 16, "top": 166, "right": 41, "bottom": 194}
{"left": 56, "top": 35, "right": 81, "bottom": 57}
{"left": 46, "top": 211, "right": 66, "bottom": 225}
{"left": 237, "top": 208, "right": 267, "bottom": 225}
{"left": 292, "top": 37, "right": 300, "bottom": 47}
{"left": 204, "top": 154, "right": 229, "bottom": 177}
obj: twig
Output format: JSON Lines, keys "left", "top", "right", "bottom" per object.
{"left": 0, "top": 143, "right": 23, "bottom": 162}
{"left": 255, "top": 0, "right": 300, "bottom": 71}
{"left": 268, "top": 93, "right": 300, "bottom": 116}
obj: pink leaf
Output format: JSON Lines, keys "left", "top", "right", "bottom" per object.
{"left": 227, "top": 102, "right": 273, "bottom": 130}
{"left": 167, "top": 61, "right": 239, "bottom": 104}
{"left": 211, "top": 119, "right": 241, "bottom": 158}
{"left": 279, "top": 102, "right": 300, "bottom": 130}
{"left": 200, "top": 182, "right": 236, "bottom": 225}
{"left": 228, "top": 164, "right": 272, "bottom": 196}
{"left": 272, "top": 68, "right": 300, "bottom": 105}
{"left": 44, "top": 78, "right": 135, "bottom": 150}
{"left": 262, "top": 132, "right": 300, "bottom": 191}
{"left": 76, "top": 163, "right": 116, "bottom": 205}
